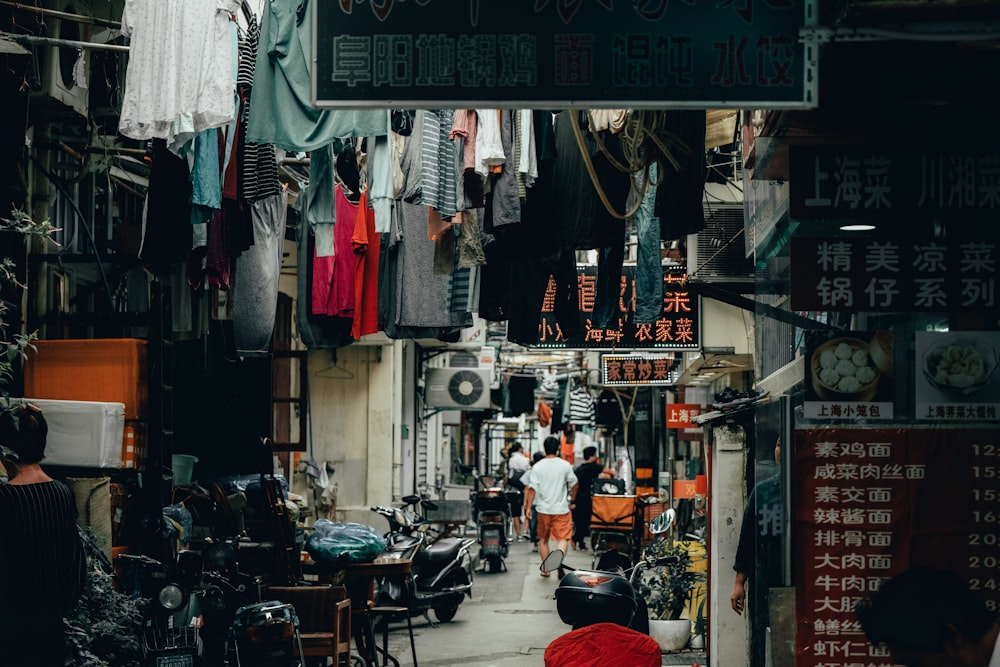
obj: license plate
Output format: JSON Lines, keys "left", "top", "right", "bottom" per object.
{"left": 484, "top": 537, "right": 499, "bottom": 547}
{"left": 155, "top": 655, "right": 194, "bottom": 667}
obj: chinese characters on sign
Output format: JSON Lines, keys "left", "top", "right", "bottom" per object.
{"left": 601, "top": 354, "right": 678, "bottom": 387}
{"left": 790, "top": 237, "right": 998, "bottom": 312}
{"left": 795, "top": 429, "right": 1000, "bottom": 667}
{"left": 666, "top": 402, "right": 703, "bottom": 428}
{"left": 313, "top": 1, "right": 806, "bottom": 107}
{"left": 533, "top": 266, "right": 700, "bottom": 349}
{"left": 803, "top": 331, "right": 895, "bottom": 420}
{"left": 789, "top": 145, "right": 1000, "bottom": 219}
{"left": 914, "top": 331, "right": 1000, "bottom": 421}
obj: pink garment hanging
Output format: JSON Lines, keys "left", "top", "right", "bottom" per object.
{"left": 326, "top": 185, "right": 359, "bottom": 318}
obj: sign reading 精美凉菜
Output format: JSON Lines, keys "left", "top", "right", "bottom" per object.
{"left": 312, "top": 1, "right": 807, "bottom": 108}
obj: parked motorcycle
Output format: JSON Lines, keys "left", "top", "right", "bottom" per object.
{"left": 117, "top": 550, "right": 205, "bottom": 667}
{"left": 370, "top": 494, "right": 475, "bottom": 623}
{"left": 469, "top": 470, "right": 511, "bottom": 573}
{"left": 542, "top": 508, "right": 678, "bottom": 635}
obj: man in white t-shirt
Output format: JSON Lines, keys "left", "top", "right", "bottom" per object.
{"left": 522, "top": 436, "right": 578, "bottom": 577}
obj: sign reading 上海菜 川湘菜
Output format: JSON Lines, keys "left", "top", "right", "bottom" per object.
{"left": 312, "top": 0, "right": 808, "bottom": 108}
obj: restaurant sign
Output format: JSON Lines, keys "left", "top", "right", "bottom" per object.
{"left": 790, "top": 236, "right": 998, "bottom": 312}
{"left": 532, "top": 266, "right": 700, "bottom": 350}
{"left": 312, "top": 0, "right": 808, "bottom": 108}
{"left": 601, "top": 353, "right": 678, "bottom": 387}
{"left": 789, "top": 145, "right": 1000, "bottom": 220}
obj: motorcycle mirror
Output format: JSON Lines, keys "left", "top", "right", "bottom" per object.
{"left": 540, "top": 549, "right": 565, "bottom": 573}
{"left": 401, "top": 494, "right": 422, "bottom": 506}
{"left": 421, "top": 498, "right": 439, "bottom": 512}
{"left": 649, "top": 508, "right": 676, "bottom": 535}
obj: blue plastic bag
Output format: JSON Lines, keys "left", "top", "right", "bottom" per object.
{"left": 305, "top": 519, "right": 386, "bottom": 565}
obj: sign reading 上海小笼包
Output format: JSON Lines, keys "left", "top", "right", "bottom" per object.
{"left": 601, "top": 353, "right": 678, "bottom": 387}
{"left": 312, "top": 0, "right": 809, "bottom": 108}
{"left": 789, "top": 236, "right": 998, "bottom": 313}
{"left": 531, "top": 265, "right": 700, "bottom": 350}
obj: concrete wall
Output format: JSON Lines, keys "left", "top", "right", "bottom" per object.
{"left": 709, "top": 421, "right": 750, "bottom": 665}
{"left": 701, "top": 299, "right": 753, "bottom": 354}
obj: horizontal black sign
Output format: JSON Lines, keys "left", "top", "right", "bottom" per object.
{"left": 790, "top": 236, "right": 999, "bottom": 312}
{"left": 530, "top": 266, "right": 699, "bottom": 349}
{"left": 789, "top": 145, "right": 1000, "bottom": 220}
{"left": 313, "top": 0, "right": 807, "bottom": 108}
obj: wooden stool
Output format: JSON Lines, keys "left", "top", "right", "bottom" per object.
{"left": 369, "top": 605, "right": 417, "bottom": 667}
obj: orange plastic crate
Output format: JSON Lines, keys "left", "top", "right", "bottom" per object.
{"left": 24, "top": 339, "right": 148, "bottom": 420}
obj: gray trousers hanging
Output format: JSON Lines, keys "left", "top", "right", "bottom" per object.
{"left": 233, "top": 190, "right": 288, "bottom": 355}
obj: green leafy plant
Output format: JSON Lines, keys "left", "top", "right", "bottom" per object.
{"left": 638, "top": 539, "right": 702, "bottom": 621}
{"left": 64, "top": 530, "right": 146, "bottom": 667}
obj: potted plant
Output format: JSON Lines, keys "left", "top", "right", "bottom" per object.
{"left": 637, "top": 540, "right": 702, "bottom": 651}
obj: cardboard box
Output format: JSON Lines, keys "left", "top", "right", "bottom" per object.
{"left": 24, "top": 339, "right": 148, "bottom": 420}
{"left": 24, "top": 398, "right": 126, "bottom": 468}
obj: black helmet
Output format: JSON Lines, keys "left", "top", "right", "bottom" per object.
{"left": 554, "top": 569, "right": 637, "bottom": 629}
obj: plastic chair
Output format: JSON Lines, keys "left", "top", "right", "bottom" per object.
{"left": 266, "top": 584, "right": 352, "bottom": 666}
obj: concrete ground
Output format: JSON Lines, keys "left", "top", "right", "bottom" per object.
{"left": 373, "top": 531, "right": 710, "bottom": 666}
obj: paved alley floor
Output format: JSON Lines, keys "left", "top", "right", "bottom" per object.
{"left": 374, "top": 532, "right": 710, "bottom": 666}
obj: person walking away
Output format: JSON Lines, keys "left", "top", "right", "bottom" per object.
{"left": 856, "top": 567, "right": 1000, "bottom": 667}
{"left": 571, "top": 446, "right": 616, "bottom": 551}
{"left": 731, "top": 438, "right": 784, "bottom": 667}
{"left": 505, "top": 441, "right": 531, "bottom": 540}
{"left": 523, "top": 436, "right": 578, "bottom": 577}
{"left": 0, "top": 404, "right": 87, "bottom": 667}
{"left": 528, "top": 451, "right": 545, "bottom": 551}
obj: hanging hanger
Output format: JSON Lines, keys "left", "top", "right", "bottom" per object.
{"left": 315, "top": 349, "right": 355, "bottom": 380}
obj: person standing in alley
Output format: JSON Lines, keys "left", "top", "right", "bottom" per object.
{"left": 505, "top": 441, "right": 531, "bottom": 541}
{"left": 856, "top": 567, "right": 999, "bottom": 667}
{"left": 571, "top": 446, "right": 616, "bottom": 551}
{"left": 523, "top": 436, "right": 578, "bottom": 576}
{"left": 528, "top": 450, "right": 545, "bottom": 551}
{"left": 0, "top": 404, "right": 86, "bottom": 667}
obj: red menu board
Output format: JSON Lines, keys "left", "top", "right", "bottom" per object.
{"left": 794, "top": 428, "right": 1000, "bottom": 667}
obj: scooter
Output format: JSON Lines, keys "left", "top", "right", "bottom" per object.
{"left": 469, "top": 470, "right": 510, "bottom": 573}
{"left": 541, "top": 509, "right": 678, "bottom": 635}
{"left": 370, "top": 494, "right": 475, "bottom": 624}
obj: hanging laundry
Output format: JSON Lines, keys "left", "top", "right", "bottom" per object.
{"left": 245, "top": 0, "right": 387, "bottom": 151}
{"left": 119, "top": 0, "right": 241, "bottom": 153}
{"left": 350, "top": 188, "right": 381, "bottom": 340}
{"left": 567, "top": 381, "right": 597, "bottom": 428}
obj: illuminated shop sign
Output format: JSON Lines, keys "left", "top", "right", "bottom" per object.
{"left": 532, "top": 266, "right": 700, "bottom": 350}
{"left": 313, "top": 0, "right": 808, "bottom": 108}
{"left": 789, "top": 145, "right": 1000, "bottom": 220}
{"left": 601, "top": 353, "right": 678, "bottom": 387}
{"left": 790, "top": 237, "right": 998, "bottom": 312}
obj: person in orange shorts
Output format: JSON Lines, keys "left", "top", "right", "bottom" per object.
{"left": 522, "top": 435, "right": 578, "bottom": 577}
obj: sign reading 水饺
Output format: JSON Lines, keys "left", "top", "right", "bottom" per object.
{"left": 312, "top": 0, "right": 808, "bottom": 108}
{"left": 531, "top": 266, "right": 700, "bottom": 350}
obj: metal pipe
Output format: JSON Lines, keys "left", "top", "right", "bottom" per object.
{"left": 3, "top": 31, "right": 129, "bottom": 52}
{"left": 0, "top": 1, "right": 122, "bottom": 30}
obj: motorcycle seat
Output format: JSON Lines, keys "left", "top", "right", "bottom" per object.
{"left": 417, "top": 537, "right": 464, "bottom": 568}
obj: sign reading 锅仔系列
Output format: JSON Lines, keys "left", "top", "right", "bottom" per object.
{"left": 312, "top": 1, "right": 808, "bottom": 108}
{"left": 789, "top": 236, "right": 998, "bottom": 312}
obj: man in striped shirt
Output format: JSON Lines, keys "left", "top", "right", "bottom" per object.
{"left": 0, "top": 404, "right": 86, "bottom": 666}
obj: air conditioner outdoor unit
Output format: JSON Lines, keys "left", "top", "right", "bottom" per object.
{"left": 30, "top": 1, "right": 91, "bottom": 117}
{"left": 686, "top": 203, "right": 754, "bottom": 283}
{"left": 424, "top": 368, "right": 491, "bottom": 410}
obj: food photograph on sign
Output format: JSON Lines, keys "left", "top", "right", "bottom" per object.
{"left": 803, "top": 330, "right": 894, "bottom": 419}
{"left": 915, "top": 331, "right": 1000, "bottom": 420}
